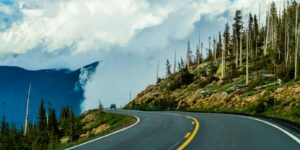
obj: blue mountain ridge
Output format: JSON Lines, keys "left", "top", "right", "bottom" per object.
{"left": 0, "top": 61, "right": 99, "bottom": 127}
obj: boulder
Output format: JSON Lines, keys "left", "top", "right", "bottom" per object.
{"left": 93, "top": 124, "right": 110, "bottom": 135}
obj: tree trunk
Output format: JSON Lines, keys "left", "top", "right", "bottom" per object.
{"left": 285, "top": 14, "right": 288, "bottom": 70}
{"left": 246, "top": 32, "right": 249, "bottom": 85}
{"left": 240, "top": 32, "right": 243, "bottom": 68}
{"left": 174, "top": 51, "right": 177, "bottom": 73}
{"left": 295, "top": 5, "right": 299, "bottom": 79}
{"left": 264, "top": 9, "right": 270, "bottom": 56}
{"left": 222, "top": 42, "right": 226, "bottom": 79}
{"left": 235, "top": 34, "right": 239, "bottom": 67}
{"left": 24, "top": 84, "right": 31, "bottom": 136}
{"left": 156, "top": 60, "right": 159, "bottom": 81}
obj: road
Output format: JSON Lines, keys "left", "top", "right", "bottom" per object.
{"left": 68, "top": 110, "right": 300, "bottom": 150}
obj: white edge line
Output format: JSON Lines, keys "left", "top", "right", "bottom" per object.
{"left": 240, "top": 115, "right": 300, "bottom": 144}
{"left": 66, "top": 115, "right": 140, "bottom": 150}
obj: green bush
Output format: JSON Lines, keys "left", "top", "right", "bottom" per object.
{"left": 254, "top": 96, "right": 275, "bottom": 114}
{"left": 165, "top": 68, "right": 194, "bottom": 91}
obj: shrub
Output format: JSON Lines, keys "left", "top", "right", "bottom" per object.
{"left": 254, "top": 101, "right": 266, "bottom": 114}
{"left": 254, "top": 96, "right": 275, "bottom": 114}
{"left": 165, "top": 68, "right": 194, "bottom": 91}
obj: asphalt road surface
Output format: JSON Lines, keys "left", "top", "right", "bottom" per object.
{"left": 68, "top": 109, "right": 300, "bottom": 150}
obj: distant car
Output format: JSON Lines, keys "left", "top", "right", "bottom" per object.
{"left": 110, "top": 104, "right": 116, "bottom": 109}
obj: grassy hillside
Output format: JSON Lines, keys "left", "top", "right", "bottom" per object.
{"left": 125, "top": 59, "right": 300, "bottom": 124}
{"left": 59, "top": 109, "right": 136, "bottom": 149}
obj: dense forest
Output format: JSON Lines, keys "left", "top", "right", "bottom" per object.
{"left": 0, "top": 101, "right": 80, "bottom": 150}
{"left": 0, "top": 99, "right": 133, "bottom": 150}
{"left": 126, "top": 1, "right": 300, "bottom": 123}
{"left": 169, "top": 1, "right": 300, "bottom": 84}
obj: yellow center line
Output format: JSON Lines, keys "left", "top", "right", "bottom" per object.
{"left": 184, "top": 132, "right": 191, "bottom": 138}
{"left": 176, "top": 114, "right": 200, "bottom": 150}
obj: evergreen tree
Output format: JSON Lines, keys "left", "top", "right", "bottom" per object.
{"left": 37, "top": 100, "right": 48, "bottom": 149}
{"left": 253, "top": 15, "right": 259, "bottom": 57}
{"left": 217, "top": 31, "right": 223, "bottom": 58}
{"left": 47, "top": 104, "right": 58, "bottom": 149}
{"left": 222, "top": 23, "right": 230, "bottom": 79}
{"left": 0, "top": 115, "right": 9, "bottom": 150}
{"left": 166, "top": 59, "right": 172, "bottom": 77}
{"left": 178, "top": 57, "right": 185, "bottom": 71}
{"left": 186, "top": 41, "right": 193, "bottom": 69}
{"left": 10, "top": 123, "right": 24, "bottom": 150}
{"left": 233, "top": 10, "right": 243, "bottom": 67}
{"left": 67, "top": 107, "right": 79, "bottom": 142}
{"left": 98, "top": 100, "right": 104, "bottom": 124}
{"left": 195, "top": 46, "right": 201, "bottom": 65}
{"left": 48, "top": 104, "right": 58, "bottom": 135}
{"left": 207, "top": 49, "right": 214, "bottom": 78}
{"left": 294, "top": 2, "right": 299, "bottom": 79}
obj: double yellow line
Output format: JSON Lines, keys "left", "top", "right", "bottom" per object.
{"left": 176, "top": 114, "right": 200, "bottom": 150}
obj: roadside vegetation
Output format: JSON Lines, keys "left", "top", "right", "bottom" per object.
{"left": 0, "top": 101, "right": 136, "bottom": 150}
{"left": 126, "top": 1, "right": 300, "bottom": 124}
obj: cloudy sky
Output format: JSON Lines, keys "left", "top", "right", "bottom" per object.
{"left": 0, "top": 0, "right": 284, "bottom": 111}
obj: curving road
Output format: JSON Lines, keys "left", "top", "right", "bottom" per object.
{"left": 68, "top": 109, "right": 300, "bottom": 150}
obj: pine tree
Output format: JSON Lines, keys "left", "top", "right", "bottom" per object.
{"left": 295, "top": 2, "right": 299, "bottom": 79}
{"left": 174, "top": 51, "right": 177, "bottom": 73}
{"left": 195, "top": 46, "right": 201, "bottom": 65}
{"left": 248, "top": 13, "right": 254, "bottom": 61}
{"left": 0, "top": 115, "right": 9, "bottom": 150}
{"left": 233, "top": 10, "right": 243, "bottom": 68}
{"left": 48, "top": 104, "right": 58, "bottom": 135}
{"left": 67, "top": 107, "right": 79, "bottom": 142}
{"left": 217, "top": 31, "right": 223, "bottom": 58}
{"left": 246, "top": 31, "right": 250, "bottom": 85}
{"left": 207, "top": 48, "right": 214, "bottom": 78}
{"left": 254, "top": 15, "right": 259, "bottom": 57}
{"left": 178, "top": 57, "right": 185, "bottom": 71}
{"left": 47, "top": 103, "right": 58, "bottom": 149}
{"left": 98, "top": 100, "right": 103, "bottom": 124}
{"left": 166, "top": 59, "right": 172, "bottom": 77}
{"left": 222, "top": 23, "right": 230, "bottom": 79}
{"left": 10, "top": 123, "right": 24, "bottom": 150}
{"left": 213, "top": 37, "right": 217, "bottom": 62}
{"left": 38, "top": 100, "right": 48, "bottom": 149}
{"left": 186, "top": 41, "right": 192, "bottom": 69}
{"left": 253, "top": 14, "right": 261, "bottom": 86}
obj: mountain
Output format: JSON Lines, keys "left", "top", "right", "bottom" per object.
{"left": 125, "top": 60, "right": 300, "bottom": 124}
{"left": 0, "top": 61, "right": 99, "bottom": 127}
{"left": 126, "top": 2, "right": 300, "bottom": 124}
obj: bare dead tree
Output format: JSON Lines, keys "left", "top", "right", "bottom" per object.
{"left": 24, "top": 83, "right": 31, "bottom": 136}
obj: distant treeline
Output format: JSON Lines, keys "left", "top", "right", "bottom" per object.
{"left": 0, "top": 100, "right": 80, "bottom": 150}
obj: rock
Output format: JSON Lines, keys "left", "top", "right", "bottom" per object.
{"left": 81, "top": 113, "right": 96, "bottom": 124}
{"left": 93, "top": 124, "right": 110, "bottom": 135}
{"left": 80, "top": 131, "right": 91, "bottom": 139}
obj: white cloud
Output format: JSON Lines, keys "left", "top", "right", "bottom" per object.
{"left": 0, "top": 4, "right": 13, "bottom": 15}
{"left": 0, "top": 0, "right": 288, "bottom": 112}
{"left": 0, "top": 0, "right": 285, "bottom": 59}
{"left": 0, "top": 0, "right": 169, "bottom": 57}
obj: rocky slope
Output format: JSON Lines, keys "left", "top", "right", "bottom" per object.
{"left": 126, "top": 61, "right": 300, "bottom": 123}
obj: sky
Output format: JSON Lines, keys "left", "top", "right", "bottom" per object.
{"left": 0, "top": 0, "right": 285, "bottom": 112}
